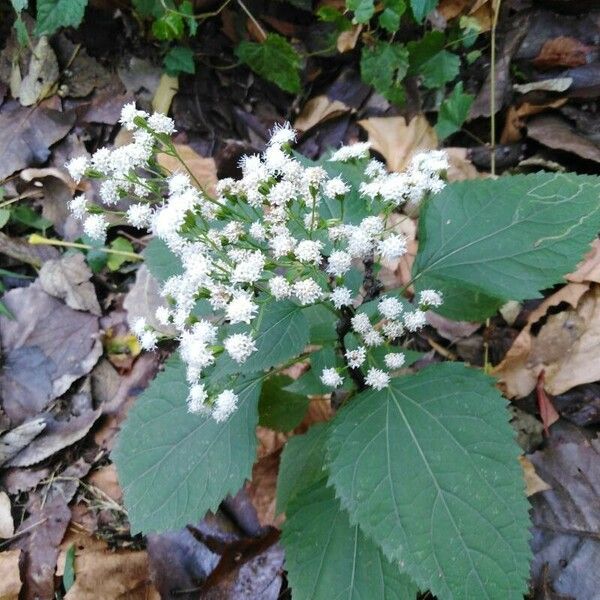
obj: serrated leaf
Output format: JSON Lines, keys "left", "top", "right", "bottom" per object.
{"left": 436, "top": 82, "right": 473, "bottom": 140}
{"left": 113, "top": 354, "right": 262, "bottom": 533}
{"left": 409, "top": 0, "right": 437, "bottom": 22}
{"left": 35, "top": 0, "right": 87, "bottom": 35}
{"left": 164, "top": 46, "right": 195, "bottom": 75}
{"left": 413, "top": 173, "right": 600, "bottom": 320}
{"left": 347, "top": 0, "right": 375, "bottom": 23}
{"left": 236, "top": 34, "right": 301, "bottom": 94}
{"left": 143, "top": 238, "right": 181, "bottom": 283}
{"left": 326, "top": 362, "right": 531, "bottom": 600}
{"left": 361, "top": 42, "right": 409, "bottom": 105}
{"left": 379, "top": 0, "right": 405, "bottom": 31}
{"left": 258, "top": 374, "right": 309, "bottom": 432}
{"left": 152, "top": 11, "right": 185, "bottom": 40}
{"left": 408, "top": 31, "right": 459, "bottom": 88}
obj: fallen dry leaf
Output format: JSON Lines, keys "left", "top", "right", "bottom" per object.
{"left": 39, "top": 253, "right": 101, "bottom": 315}
{"left": 152, "top": 73, "right": 179, "bottom": 115}
{"left": 519, "top": 455, "right": 551, "bottom": 497}
{"left": 247, "top": 451, "right": 283, "bottom": 528}
{"left": 157, "top": 143, "right": 218, "bottom": 196}
{"left": 0, "top": 491, "right": 14, "bottom": 538}
{"left": 535, "top": 371, "right": 560, "bottom": 436}
{"left": 444, "top": 147, "right": 482, "bottom": 181}
{"left": 0, "top": 549, "right": 21, "bottom": 600}
{"left": 336, "top": 24, "right": 363, "bottom": 53}
{"left": 17, "top": 37, "right": 58, "bottom": 106}
{"left": 513, "top": 78, "right": 573, "bottom": 94}
{"left": 294, "top": 95, "right": 351, "bottom": 133}
{"left": 532, "top": 36, "right": 592, "bottom": 70}
{"left": 358, "top": 115, "right": 437, "bottom": 172}
{"left": 500, "top": 98, "right": 568, "bottom": 144}
{"left": 378, "top": 213, "right": 417, "bottom": 291}
{"left": 0, "top": 418, "right": 46, "bottom": 466}
{"left": 567, "top": 238, "right": 600, "bottom": 285}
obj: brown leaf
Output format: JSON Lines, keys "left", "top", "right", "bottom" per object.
{"left": 0, "top": 101, "right": 75, "bottom": 181}
{"left": 0, "top": 550, "right": 22, "bottom": 600}
{"left": 358, "top": 115, "right": 437, "bottom": 172}
{"left": 533, "top": 36, "right": 592, "bottom": 70}
{"left": 444, "top": 147, "right": 482, "bottom": 181}
{"left": 39, "top": 253, "right": 101, "bottom": 315}
{"left": 519, "top": 455, "right": 551, "bottom": 497}
{"left": 294, "top": 95, "right": 351, "bottom": 133}
{"left": 500, "top": 98, "right": 568, "bottom": 144}
{"left": 247, "top": 451, "right": 283, "bottom": 528}
{"left": 157, "top": 144, "right": 218, "bottom": 196}
{"left": 536, "top": 371, "right": 560, "bottom": 436}
{"left": 378, "top": 213, "right": 417, "bottom": 291}
{"left": 336, "top": 24, "right": 362, "bottom": 53}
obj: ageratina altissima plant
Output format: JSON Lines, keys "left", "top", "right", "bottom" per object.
{"left": 67, "top": 103, "right": 600, "bottom": 599}
{"left": 67, "top": 104, "right": 446, "bottom": 422}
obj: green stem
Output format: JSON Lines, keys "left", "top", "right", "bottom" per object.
{"left": 28, "top": 234, "right": 143, "bottom": 261}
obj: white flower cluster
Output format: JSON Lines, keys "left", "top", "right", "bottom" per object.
{"left": 67, "top": 106, "right": 447, "bottom": 420}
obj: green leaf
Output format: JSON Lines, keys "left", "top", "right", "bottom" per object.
{"left": 326, "top": 362, "right": 531, "bottom": 600}
{"left": 409, "top": 0, "right": 437, "bottom": 22}
{"left": 435, "top": 82, "right": 473, "bottom": 140}
{"left": 15, "top": 16, "right": 29, "bottom": 47}
{"left": 143, "top": 238, "right": 181, "bottom": 283}
{"left": 360, "top": 42, "right": 409, "bottom": 105}
{"left": 133, "top": 0, "right": 163, "bottom": 18}
{"left": 107, "top": 237, "right": 135, "bottom": 272}
{"left": 378, "top": 0, "right": 406, "bottom": 32}
{"left": 164, "top": 46, "right": 196, "bottom": 75}
{"left": 258, "top": 374, "right": 309, "bottom": 432}
{"left": 408, "top": 32, "right": 459, "bottom": 88}
{"left": 179, "top": 0, "right": 197, "bottom": 35}
{"left": 346, "top": 0, "right": 375, "bottom": 23}
{"left": 236, "top": 34, "right": 301, "bottom": 94}
{"left": 35, "top": 0, "right": 87, "bottom": 35}
{"left": 152, "top": 11, "right": 185, "bottom": 40}
{"left": 276, "top": 423, "right": 329, "bottom": 512}
{"left": 301, "top": 304, "right": 337, "bottom": 343}
{"left": 63, "top": 544, "right": 76, "bottom": 592}
{"left": 413, "top": 173, "right": 600, "bottom": 320}
{"left": 0, "top": 209, "right": 10, "bottom": 229}
{"left": 113, "top": 354, "right": 262, "bottom": 533}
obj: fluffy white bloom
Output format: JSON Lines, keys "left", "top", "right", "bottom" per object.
{"left": 351, "top": 313, "right": 371, "bottom": 334}
{"left": 168, "top": 173, "right": 192, "bottom": 195}
{"left": 90, "top": 148, "right": 112, "bottom": 173}
{"left": 269, "top": 122, "right": 296, "bottom": 146}
{"left": 324, "top": 177, "right": 349, "bottom": 197}
{"left": 187, "top": 383, "right": 208, "bottom": 413}
{"left": 365, "top": 367, "right": 390, "bottom": 390}
{"left": 292, "top": 278, "right": 324, "bottom": 305}
{"left": 360, "top": 216, "right": 384, "bottom": 236}
{"left": 364, "top": 159, "right": 387, "bottom": 179}
{"left": 268, "top": 180, "right": 295, "bottom": 206}
{"left": 264, "top": 145, "right": 290, "bottom": 174}
{"left": 99, "top": 180, "right": 121, "bottom": 206}
{"left": 363, "top": 329, "right": 384, "bottom": 347}
{"left": 126, "top": 203, "right": 153, "bottom": 227}
{"left": 222, "top": 221, "right": 244, "bottom": 243}
{"left": 419, "top": 289, "right": 443, "bottom": 308}
{"left": 132, "top": 317, "right": 147, "bottom": 336}
{"left": 155, "top": 306, "right": 171, "bottom": 326}
{"left": 212, "top": 390, "right": 239, "bottom": 422}
{"left": 83, "top": 214, "right": 109, "bottom": 241}
{"left": 330, "top": 287, "right": 353, "bottom": 309}
{"left": 383, "top": 320, "right": 404, "bottom": 340}
{"left": 249, "top": 221, "right": 267, "bottom": 240}
{"left": 328, "top": 225, "right": 348, "bottom": 242}
{"left": 403, "top": 309, "right": 427, "bottom": 332}
{"left": 66, "top": 156, "right": 88, "bottom": 182}
{"left": 327, "top": 250, "right": 352, "bottom": 277}
{"left": 345, "top": 346, "right": 366, "bottom": 369}
{"left": 269, "top": 276, "right": 292, "bottom": 300}
{"left": 294, "top": 240, "right": 323, "bottom": 264}
{"left": 224, "top": 333, "right": 257, "bottom": 364}
{"left": 378, "top": 235, "right": 407, "bottom": 261}
{"left": 68, "top": 194, "right": 87, "bottom": 220}
{"left": 270, "top": 231, "right": 295, "bottom": 258}
{"left": 226, "top": 292, "right": 259, "bottom": 324}
{"left": 139, "top": 330, "right": 159, "bottom": 350}
{"left": 329, "top": 142, "right": 371, "bottom": 162}
{"left": 303, "top": 166, "right": 328, "bottom": 189}
{"left": 232, "top": 251, "right": 266, "bottom": 284}
{"left": 320, "top": 368, "right": 343, "bottom": 388}
{"left": 346, "top": 227, "right": 373, "bottom": 258}
{"left": 379, "top": 297, "right": 403, "bottom": 319}
{"left": 190, "top": 320, "right": 218, "bottom": 344}
{"left": 120, "top": 102, "right": 148, "bottom": 130}
{"left": 147, "top": 112, "right": 175, "bottom": 134}
{"left": 410, "top": 150, "right": 449, "bottom": 175}
{"left": 384, "top": 353, "right": 406, "bottom": 369}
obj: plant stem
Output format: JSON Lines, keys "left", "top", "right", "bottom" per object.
{"left": 28, "top": 234, "right": 143, "bottom": 261}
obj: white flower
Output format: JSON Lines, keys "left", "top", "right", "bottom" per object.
{"left": 249, "top": 221, "right": 267, "bottom": 241}
{"left": 329, "top": 142, "right": 371, "bottom": 162}
{"left": 224, "top": 333, "right": 257, "bottom": 364}
{"left": 303, "top": 166, "right": 328, "bottom": 188}
{"left": 222, "top": 221, "right": 244, "bottom": 243}
{"left": 139, "top": 330, "right": 158, "bottom": 350}
{"left": 68, "top": 194, "right": 87, "bottom": 220}
{"left": 419, "top": 289, "right": 443, "bottom": 308}
{"left": 66, "top": 156, "right": 88, "bottom": 182}
{"left": 168, "top": 173, "right": 192, "bottom": 195}
{"left": 187, "top": 383, "right": 208, "bottom": 413}
{"left": 346, "top": 227, "right": 373, "bottom": 258}
{"left": 364, "top": 159, "right": 387, "bottom": 179}
{"left": 212, "top": 390, "right": 239, "bottom": 422}
{"left": 345, "top": 346, "right": 366, "bottom": 369}
{"left": 410, "top": 150, "right": 449, "bottom": 175}
{"left": 320, "top": 368, "right": 343, "bottom": 388}
{"left": 83, "top": 214, "right": 109, "bottom": 242}
{"left": 378, "top": 234, "right": 407, "bottom": 261}
{"left": 155, "top": 306, "right": 171, "bottom": 326}
{"left": 269, "top": 276, "right": 292, "bottom": 300}
{"left": 232, "top": 251, "right": 266, "bottom": 284}
{"left": 126, "top": 203, "right": 153, "bottom": 228}
{"left": 292, "top": 278, "right": 324, "bottom": 305}
{"left": 327, "top": 250, "right": 352, "bottom": 277}
{"left": 328, "top": 225, "right": 348, "bottom": 242}
{"left": 270, "top": 232, "right": 296, "bottom": 258}
{"left": 147, "top": 112, "right": 176, "bottom": 134}
{"left": 99, "top": 180, "right": 121, "bottom": 206}
{"left": 132, "top": 316, "right": 147, "bottom": 336}
{"left": 363, "top": 329, "right": 384, "bottom": 347}
{"left": 90, "top": 148, "right": 112, "bottom": 173}
{"left": 384, "top": 353, "right": 406, "bottom": 369}
{"left": 264, "top": 145, "right": 290, "bottom": 174}
{"left": 330, "top": 287, "right": 353, "bottom": 309}
{"left": 383, "top": 320, "right": 404, "bottom": 340}
{"left": 403, "top": 309, "right": 427, "bottom": 332}
{"left": 378, "top": 297, "right": 403, "bottom": 320}
{"left": 365, "top": 367, "right": 390, "bottom": 390}
{"left": 120, "top": 102, "right": 148, "bottom": 130}
{"left": 226, "top": 292, "right": 259, "bottom": 324}
{"left": 351, "top": 313, "right": 371, "bottom": 334}
{"left": 324, "top": 177, "right": 349, "bottom": 198}
{"left": 294, "top": 240, "right": 323, "bottom": 264}
{"left": 269, "top": 122, "right": 296, "bottom": 146}
{"left": 268, "top": 180, "right": 295, "bottom": 206}
{"left": 360, "top": 216, "right": 384, "bottom": 236}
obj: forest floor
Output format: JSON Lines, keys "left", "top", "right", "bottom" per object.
{"left": 0, "top": 0, "right": 600, "bottom": 598}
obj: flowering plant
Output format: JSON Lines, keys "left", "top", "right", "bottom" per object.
{"left": 67, "top": 104, "right": 600, "bottom": 599}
